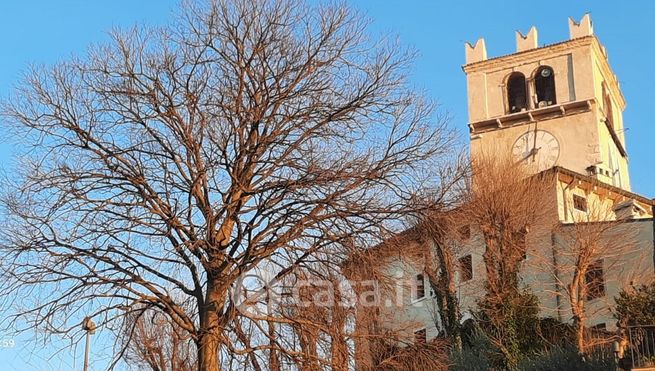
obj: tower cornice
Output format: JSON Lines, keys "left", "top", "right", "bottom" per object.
{"left": 462, "top": 36, "right": 626, "bottom": 109}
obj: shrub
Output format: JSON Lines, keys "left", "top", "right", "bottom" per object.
{"left": 537, "top": 317, "right": 575, "bottom": 348}
{"left": 615, "top": 281, "right": 655, "bottom": 326}
{"left": 449, "top": 330, "right": 493, "bottom": 371}
{"left": 475, "top": 288, "right": 543, "bottom": 369}
{"left": 517, "top": 346, "right": 615, "bottom": 371}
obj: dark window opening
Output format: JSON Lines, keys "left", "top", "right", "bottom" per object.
{"left": 591, "top": 323, "right": 607, "bottom": 332}
{"left": 414, "top": 328, "right": 427, "bottom": 344}
{"left": 513, "top": 228, "right": 528, "bottom": 260}
{"left": 507, "top": 72, "right": 528, "bottom": 113}
{"left": 458, "top": 225, "right": 471, "bottom": 240}
{"left": 573, "top": 194, "right": 588, "bottom": 212}
{"left": 415, "top": 274, "right": 425, "bottom": 300}
{"left": 459, "top": 255, "right": 473, "bottom": 282}
{"left": 602, "top": 83, "right": 614, "bottom": 128}
{"left": 535, "top": 66, "right": 556, "bottom": 107}
{"left": 586, "top": 260, "right": 606, "bottom": 300}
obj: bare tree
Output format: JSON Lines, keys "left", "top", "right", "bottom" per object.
{"left": 460, "top": 153, "right": 557, "bottom": 368}
{"left": 550, "top": 203, "right": 638, "bottom": 354}
{"left": 0, "top": 0, "right": 455, "bottom": 370}
{"left": 464, "top": 153, "right": 556, "bottom": 302}
{"left": 272, "top": 267, "right": 352, "bottom": 371}
{"left": 411, "top": 159, "right": 469, "bottom": 347}
{"left": 341, "top": 227, "right": 457, "bottom": 371}
{"left": 121, "top": 306, "right": 197, "bottom": 371}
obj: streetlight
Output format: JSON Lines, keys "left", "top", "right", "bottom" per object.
{"left": 613, "top": 340, "right": 621, "bottom": 370}
{"left": 82, "top": 317, "right": 96, "bottom": 371}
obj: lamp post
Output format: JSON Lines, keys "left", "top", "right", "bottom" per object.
{"left": 613, "top": 340, "right": 621, "bottom": 371}
{"left": 82, "top": 317, "right": 96, "bottom": 371}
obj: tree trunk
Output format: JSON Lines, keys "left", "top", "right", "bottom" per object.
{"left": 267, "top": 321, "right": 281, "bottom": 371}
{"left": 330, "top": 303, "right": 349, "bottom": 371}
{"left": 575, "top": 319, "right": 585, "bottom": 355}
{"left": 198, "top": 282, "right": 225, "bottom": 371}
{"left": 198, "top": 333, "right": 221, "bottom": 371}
{"left": 572, "top": 303, "right": 586, "bottom": 354}
{"left": 569, "top": 277, "right": 586, "bottom": 355}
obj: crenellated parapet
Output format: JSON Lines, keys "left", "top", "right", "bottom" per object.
{"left": 569, "top": 13, "right": 593, "bottom": 39}
{"left": 516, "top": 26, "right": 538, "bottom": 52}
{"left": 465, "top": 38, "right": 487, "bottom": 64}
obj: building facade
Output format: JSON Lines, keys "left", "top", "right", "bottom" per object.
{"left": 361, "top": 15, "right": 655, "bottom": 349}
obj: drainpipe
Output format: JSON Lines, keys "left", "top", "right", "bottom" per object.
{"left": 551, "top": 230, "right": 563, "bottom": 323}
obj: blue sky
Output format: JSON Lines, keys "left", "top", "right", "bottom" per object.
{"left": 0, "top": 0, "right": 654, "bottom": 369}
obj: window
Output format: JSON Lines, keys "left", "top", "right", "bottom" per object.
{"left": 507, "top": 72, "right": 528, "bottom": 113}
{"left": 586, "top": 260, "right": 606, "bottom": 300}
{"left": 602, "top": 83, "right": 614, "bottom": 128}
{"left": 591, "top": 323, "right": 607, "bottom": 332}
{"left": 458, "top": 225, "right": 471, "bottom": 240}
{"left": 535, "top": 66, "right": 556, "bottom": 107}
{"left": 459, "top": 255, "right": 473, "bottom": 282}
{"left": 573, "top": 194, "right": 587, "bottom": 212}
{"left": 513, "top": 228, "right": 528, "bottom": 260}
{"left": 414, "top": 328, "right": 427, "bottom": 344}
{"left": 415, "top": 274, "right": 425, "bottom": 300}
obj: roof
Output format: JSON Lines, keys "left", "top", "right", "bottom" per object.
{"left": 548, "top": 166, "right": 654, "bottom": 207}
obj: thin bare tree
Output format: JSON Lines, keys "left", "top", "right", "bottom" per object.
{"left": 460, "top": 153, "right": 557, "bottom": 368}
{"left": 121, "top": 306, "right": 197, "bottom": 371}
{"left": 550, "top": 203, "right": 639, "bottom": 354}
{"left": 410, "top": 158, "right": 470, "bottom": 347}
{"left": 0, "top": 0, "right": 456, "bottom": 370}
{"left": 464, "top": 153, "right": 557, "bottom": 303}
{"left": 341, "top": 227, "right": 456, "bottom": 371}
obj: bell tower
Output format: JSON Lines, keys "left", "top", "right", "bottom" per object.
{"left": 463, "top": 14, "right": 631, "bottom": 190}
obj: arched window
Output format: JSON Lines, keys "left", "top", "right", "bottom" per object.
{"left": 534, "top": 66, "right": 556, "bottom": 107}
{"left": 507, "top": 72, "right": 528, "bottom": 113}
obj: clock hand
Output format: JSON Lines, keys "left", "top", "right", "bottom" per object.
{"left": 524, "top": 131, "right": 531, "bottom": 153}
{"left": 525, "top": 146, "right": 542, "bottom": 162}
{"left": 532, "top": 132, "right": 538, "bottom": 159}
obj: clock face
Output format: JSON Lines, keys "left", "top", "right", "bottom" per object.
{"left": 512, "top": 129, "right": 560, "bottom": 172}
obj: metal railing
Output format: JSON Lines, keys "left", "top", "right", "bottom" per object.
{"left": 628, "top": 325, "right": 655, "bottom": 369}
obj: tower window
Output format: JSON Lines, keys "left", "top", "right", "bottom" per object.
{"left": 585, "top": 259, "right": 606, "bottom": 300}
{"left": 535, "top": 66, "right": 556, "bottom": 107}
{"left": 507, "top": 72, "right": 528, "bottom": 113}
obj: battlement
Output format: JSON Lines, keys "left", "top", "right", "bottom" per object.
{"left": 569, "top": 14, "right": 593, "bottom": 39}
{"left": 464, "top": 38, "right": 487, "bottom": 65}
{"left": 516, "top": 26, "right": 538, "bottom": 52}
{"left": 465, "top": 14, "right": 594, "bottom": 64}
